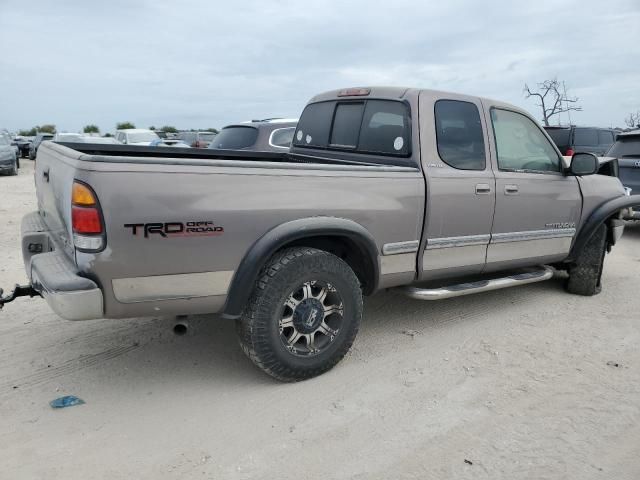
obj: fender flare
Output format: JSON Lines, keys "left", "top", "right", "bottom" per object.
{"left": 222, "top": 217, "right": 380, "bottom": 319}
{"left": 567, "top": 194, "right": 640, "bottom": 262}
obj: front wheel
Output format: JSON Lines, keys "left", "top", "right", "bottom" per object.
{"left": 236, "top": 247, "right": 363, "bottom": 382}
{"left": 566, "top": 224, "right": 607, "bottom": 296}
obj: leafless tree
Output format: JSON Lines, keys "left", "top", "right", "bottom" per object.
{"left": 523, "top": 78, "right": 582, "bottom": 126}
{"left": 624, "top": 111, "right": 640, "bottom": 129}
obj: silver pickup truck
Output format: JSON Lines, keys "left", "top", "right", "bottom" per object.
{"left": 2, "top": 86, "right": 639, "bottom": 381}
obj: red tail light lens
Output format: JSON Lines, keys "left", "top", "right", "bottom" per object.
{"left": 566, "top": 148, "right": 575, "bottom": 156}
{"left": 71, "top": 180, "right": 105, "bottom": 251}
{"left": 72, "top": 206, "right": 102, "bottom": 234}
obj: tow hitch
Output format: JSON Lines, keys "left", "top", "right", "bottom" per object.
{"left": 0, "top": 284, "right": 41, "bottom": 309}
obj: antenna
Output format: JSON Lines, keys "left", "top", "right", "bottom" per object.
{"left": 563, "top": 81, "right": 572, "bottom": 125}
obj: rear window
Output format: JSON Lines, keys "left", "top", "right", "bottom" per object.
{"left": 293, "top": 99, "right": 410, "bottom": 156}
{"left": 330, "top": 103, "right": 364, "bottom": 148}
{"left": 293, "top": 102, "right": 334, "bottom": 148}
{"left": 573, "top": 128, "right": 598, "bottom": 146}
{"left": 598, "top": 130, "right": 614, "bottom": 145}
{"left": 544, "top": 128, "right": 570, "bottom": 148}
{"left": 209, "top": 126, "right": 258, "bottom": 150}
{"left": 607, "top": 138, "right": 640, "bottom": 157}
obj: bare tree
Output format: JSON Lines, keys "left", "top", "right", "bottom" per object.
{"left": 624, "top": 111, "right": 640, "bottom": 129}
{"left": 523, "top": 77, "right": 582, "bottom": 126}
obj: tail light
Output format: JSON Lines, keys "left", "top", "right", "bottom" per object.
{"left": 566, "top": 148, "right": 575, "bottom": 156}
{"left": 71, "top": 180, "right": 105, "bottom": 251}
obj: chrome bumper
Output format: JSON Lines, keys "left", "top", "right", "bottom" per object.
{"left": 22, "top": 212, "right": 103, "bottom": 320}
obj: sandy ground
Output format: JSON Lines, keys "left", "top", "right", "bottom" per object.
{"left": 0, "top": 160, "right": 639, "bottom": 479}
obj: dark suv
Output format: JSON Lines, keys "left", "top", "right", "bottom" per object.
{"left": 544, "top": 126, "right": 617, "bottom": 156}
{"left": 607, "top": 130, "right": 640, "bottom": 217}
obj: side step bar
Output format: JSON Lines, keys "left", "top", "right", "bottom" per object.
{"left": 397, "top": 266, "right": 554, "bottom": 301}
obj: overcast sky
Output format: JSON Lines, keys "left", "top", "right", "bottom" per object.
{"left": 1, "top": 0, "right": 639, "bottom": 133}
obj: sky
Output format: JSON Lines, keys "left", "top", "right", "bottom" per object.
{"left": 0, "top": 0, "right": 639, "bottom": 134}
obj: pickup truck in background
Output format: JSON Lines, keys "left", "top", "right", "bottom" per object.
{"left": 2, "top": 86, "right": 639, "bottom": 382}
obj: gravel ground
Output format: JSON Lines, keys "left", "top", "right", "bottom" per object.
{"left": 1, "top": 160, "right": 639, "bottom": 479}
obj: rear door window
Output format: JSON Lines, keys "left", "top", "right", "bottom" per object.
{"left": 209, "top": 126, "right": 258, "bottom": 150}
{"left": 573, "top": 128, "right": 598, "bottom": 146}
{"left": 434, "top": 100, "right": 486, "bottom": 170}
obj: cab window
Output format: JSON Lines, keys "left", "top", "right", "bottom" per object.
{"left": 434, "top": 100, "right": 486, "bottom": 170}
{"left": 491, "top": 109, "right": 561, "bottom": 173}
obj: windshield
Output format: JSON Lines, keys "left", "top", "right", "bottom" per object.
{"left": 0, "top": 136, "right": 9, "bottom": 146}
{"left": 209, "top": 126, "right": 258, "bottom": 149}
{"left": 128, "top": 132, "right": 159, "bottom": 143}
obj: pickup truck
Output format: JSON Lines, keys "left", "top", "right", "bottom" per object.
{"left": 2, "top": 86, "right": 639, "bottom": 382}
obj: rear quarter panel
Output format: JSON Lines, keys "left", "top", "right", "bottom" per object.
{"left": 71, "top": 157, "right": 424, "bottom": 318}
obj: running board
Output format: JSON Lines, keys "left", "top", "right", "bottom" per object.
{"left": 397, "top": 266, "right": 554, "bottom": 301}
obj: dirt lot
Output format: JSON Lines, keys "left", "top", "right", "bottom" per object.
{"left": 0, "top": 159, "right": 639, "bottom": 479}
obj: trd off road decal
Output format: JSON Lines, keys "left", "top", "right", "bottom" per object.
{"left": 124, "top": 221, "right": 224, "bottom": 238}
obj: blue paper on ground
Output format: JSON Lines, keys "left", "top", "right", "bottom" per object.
{"left": 49, "top": 395, "right": 85, "bottom": 409}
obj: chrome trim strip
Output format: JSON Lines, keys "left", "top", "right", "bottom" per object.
{"left": 491, "top": 228, "right": 576, "bottom": 244}
{"left": 112, "top": 270, "right": 234, "bottom": 303}
{"left": 426, "top": 234, "right": 490, "bottom": 250}
{"left": 382, "top": 240, "right": 419, "bottom": 255}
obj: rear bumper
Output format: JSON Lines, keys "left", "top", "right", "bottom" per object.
{"left": 22, "top": 211, "right": 103, "bottom": 320}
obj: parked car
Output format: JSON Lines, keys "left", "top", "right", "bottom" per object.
{"left": 149, "top": 138, "right": 190, "bottom": 148}
{"left": 544, "top": 125, "right": 616, "bottom": 156}
{"left": 209, "top": 119, "right": 297, "bottom": 152}
{"left": 177, "top": 131, "right": 217, "bottom": 148}
{"left": 114, "top": 128, "right": 159, "bottom": 146}
{"left": 53, "top": 134, "right": 119, "bottom": 145}
{"left": 606, "top": 129, "right": 640, "bottom": 218}
{"left": 0, "top": 133, "right": 19, "bottom": 175}
{"left": 3, "top": 86, "right": 639, "bottom": 382}
{"left": 12, "top": 136, "right": 33, "bottom": 158}
{"left": 29, "top": 133, "right": 54, "bottom": 160}
{"left": 53, "top": 133, "right": 84, "bottom": 142}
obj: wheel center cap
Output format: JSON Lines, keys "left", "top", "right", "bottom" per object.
{"left": 293, "top": 298, "right": 324, "bottom": 333}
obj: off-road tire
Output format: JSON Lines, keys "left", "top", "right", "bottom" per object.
{"left": 236, "top": 247, "right": 363, "bottom": 382}
{"left": 566, "top": 224, "right": 607, "bottom": 296}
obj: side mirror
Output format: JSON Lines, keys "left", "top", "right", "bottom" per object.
{"left": 570, "top": 152, "right": 599, "bottom": 176}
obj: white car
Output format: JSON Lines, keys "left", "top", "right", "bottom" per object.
{"left": 114, "top": 129, "right": 159, "bottom": 146}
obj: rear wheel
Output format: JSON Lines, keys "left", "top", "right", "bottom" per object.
{"left": 566, "top": 224, "right": 607, "bottom": 296}
{"left": 236, "top": 247, "right": 362, "bottom": 382}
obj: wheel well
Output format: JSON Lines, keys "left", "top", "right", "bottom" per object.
{"left": 284, "top": 235, "right": 376, "bottom": 295}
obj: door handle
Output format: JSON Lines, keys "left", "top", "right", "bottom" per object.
{"left": 475, "top": 183, "right": 491, "bottom": 195}
{"left": 504, "top": 184, "right": 519, "bottom": 195}
{"left": 42, "top": 168, "right": 50, "bottom": 182}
